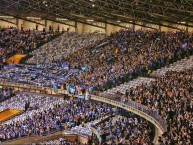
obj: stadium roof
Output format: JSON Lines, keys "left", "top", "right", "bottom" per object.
{"left": 0, "top": 0, "right": 193, "bottom": 30}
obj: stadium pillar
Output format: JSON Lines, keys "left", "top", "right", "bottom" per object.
{"left": 75, "top": 21, "right": 77, "bottom": 32}
{"left": 76, "top": 22, "right": 83, "bottom": 34}
{"left": 185, "top": 24, "right": 188, "bottom": 32}
{"left": 133, "top": 21, "right": 135, "bottom": 31}
{"left": 187, "top": 23, "right": 193, "bottom": 32}
{"left": 17, "top": 19, "right": 24, "bottom": 30}
{"left": 45, "top": 20, "right": 53, "bottom": 32}
{"left": 45, "top": 19, "right": 47, "bottom": 31}
{"left": 105, "top": 24, "right": 112, "bottom": 35}
{"left": 159, "top": 24, "right": 161, "bottom": 31}
{"left": 105, "top": 23, "right": 107, "bottom": 35}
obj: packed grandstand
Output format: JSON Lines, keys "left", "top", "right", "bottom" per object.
{"left": 0, "top": 26, "right": 192, "bottom": 145}
{"left": 0, "top": 1, "right": 193, "bottom": 145}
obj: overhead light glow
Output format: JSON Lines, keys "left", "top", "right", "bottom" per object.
{"left": 117, "top": 20, "right": 121, "bottom": 23}
{"left": 0, "top": 16, "right": 14, "bottom": 19}
{"left": 86, "top": 19, "right": 94, "bottom": 22}
{"left": 26, "top": 17, "right": 41, "bottom": 20}
{"left": 56, "top": 18, "right": 68, "bottom": 21}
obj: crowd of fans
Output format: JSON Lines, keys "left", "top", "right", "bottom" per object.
{"left": 0, "top": 28, "right": 193, "bottom": 145}
{"left": 0, "top": 27, "right": 60, "bottom": 65}
{"left": 0, "top": 87, "right": 13, "bottom": 103}
{"left": 0, "top": 97, "right": 111, "bottom": 142}
{"left": 0, "top": 30, "right": 192, "bottom": 95}
{"left": 119, "top": 68, "right": 193, "bottom": 145}
{"left": 27, "top": 32, "right": 106, "bottom": 65}
{"left": 95, "top": 114, "right": 154, "bottom": 145}
{"left": 0, "top": 65, "right": 79, "bottom": 88}
{"left": 62, "top": 29, "right": 193, "bottom": 92}
{"left": 0, "top": 93, "right": 61, "bottom": 112}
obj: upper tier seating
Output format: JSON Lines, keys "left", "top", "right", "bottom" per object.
{"left": 102, "top": 77, "right": 155, "bottom": 95}
{"left": 64, "top": 30, "right": 193, "bottom": 91}
{"left": 0, "top": 27, "right": 59, "bottom": 58}
{"left": 102, "top": 66, "right": 193, "bottom": 144}
{"left": 0, "top": 30, "right": 192, "bottom": 96}
{"left": 27, "top": 32, "right": 106, "bottom": 64}
{"left": 103, "top": 54, "right": 193, "bottom": 96}
{"left": 0, "top": 65, "right": 80, "bottom": 88}
{"left": 151, "top": 55, "right": 193, "bottom": 77}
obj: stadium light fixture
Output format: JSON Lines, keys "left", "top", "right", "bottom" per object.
{"left": 0, "top": 16, "right": 14, "bottom": 19}
{"left": 86, "top": 19, "right": 94, "bottom": 22}
{"left": 56, "top": 18, "right": 68, "bottom": 21}
{"left": 26, "top": 17, "right": 41, "bottom": 20}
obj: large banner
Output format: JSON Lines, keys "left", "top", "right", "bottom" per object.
{"left": 66, "top": 84, "right": 90, "bottom": 99}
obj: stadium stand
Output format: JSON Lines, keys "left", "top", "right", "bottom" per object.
{"left": 0, "top": 16, "right": 193, "bottom": 145}
{"left": 0, "top": 30, "right": 192, "bottom": 96}
{"left": 0, "top": 87, "right": 13, "bottom": 103}
{"left": 0, "top": 28, "right": 59, "bottom": 57}
{"left": 0, "top": 1, "right": 192, "bottom": 143}
{"left": 0, "top": 94, "right": 111, "bottom": 142}
{"left": 26, "top": 32, "right": 106, "bottom": 65}
{"left": 63, "top": 30, "right": 193, "bottom": 92}
{"left": 93, "top": 114, "right": 154, "bottom": 145}
{"left": 104, "top": 66, "right": 193, "bottom": 144}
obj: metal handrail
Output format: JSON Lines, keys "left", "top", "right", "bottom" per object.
{"left": 0, "top": 80, "right": 167, "bottom": 134}
{"left": 91, "top": 94, "right": 167, "bottom": 133}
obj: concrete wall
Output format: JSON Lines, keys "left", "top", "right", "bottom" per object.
{"left": 82, "top": 24, "right": 105, "bottom": 33}
{"left": 188, "top": 23, "right": 193, "bottom": 33}
{"left": 160, "top": 22, "right": 189, "bottom": 32}
{"left": 0, "top": 19, "right": 193, "bottom": 34}
{"left": 23, "top": 21, "right": 45, "bottom": 31}
{"left": 106, "top": 23, "right": 133, "bottom": 35}
{"left": 0, "top": 21, "right": 17, "bottom": 28}
{"left": 76, "top": 22, "right": 83, "bottom": 34}
{"left": 52, "top": 22, "right": 75, "bottom": 32}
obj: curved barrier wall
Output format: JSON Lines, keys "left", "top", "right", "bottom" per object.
{"left": 0, "top": 81, "right": 167, "bottom": 142}
{"left": 91, "top": 95, "right": 166, "bottom": 132}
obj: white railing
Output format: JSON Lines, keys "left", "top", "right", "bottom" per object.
{"left": 0, "top": 81, "right": 167, "bottom": 137}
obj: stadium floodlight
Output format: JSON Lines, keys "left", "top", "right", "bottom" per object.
{"left": 86, "top": 19, "right": 94, "bottom": 22}
{"left": 56, "top": 18, "right": 68, "bottom": 21}
{"left": 26, "top": 17, "right": 41, "bottom": 20}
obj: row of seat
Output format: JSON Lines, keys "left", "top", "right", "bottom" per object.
{"left": 151, "top": 55, "right": 193, "bottom": 77}
{"left": 102, "top": 55, "right": 193, "bottom": 96}
{"left": 2, "top": 93, "right": 63, "bottom": 125}
{"left": 27, "top": 32, "right": 105, "bottom": 64}
{"left": 70, "top": 114, "right": 110, "bottom": 137}
{"left": 102, "top": 77, "right": 155, "bottom": 95}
